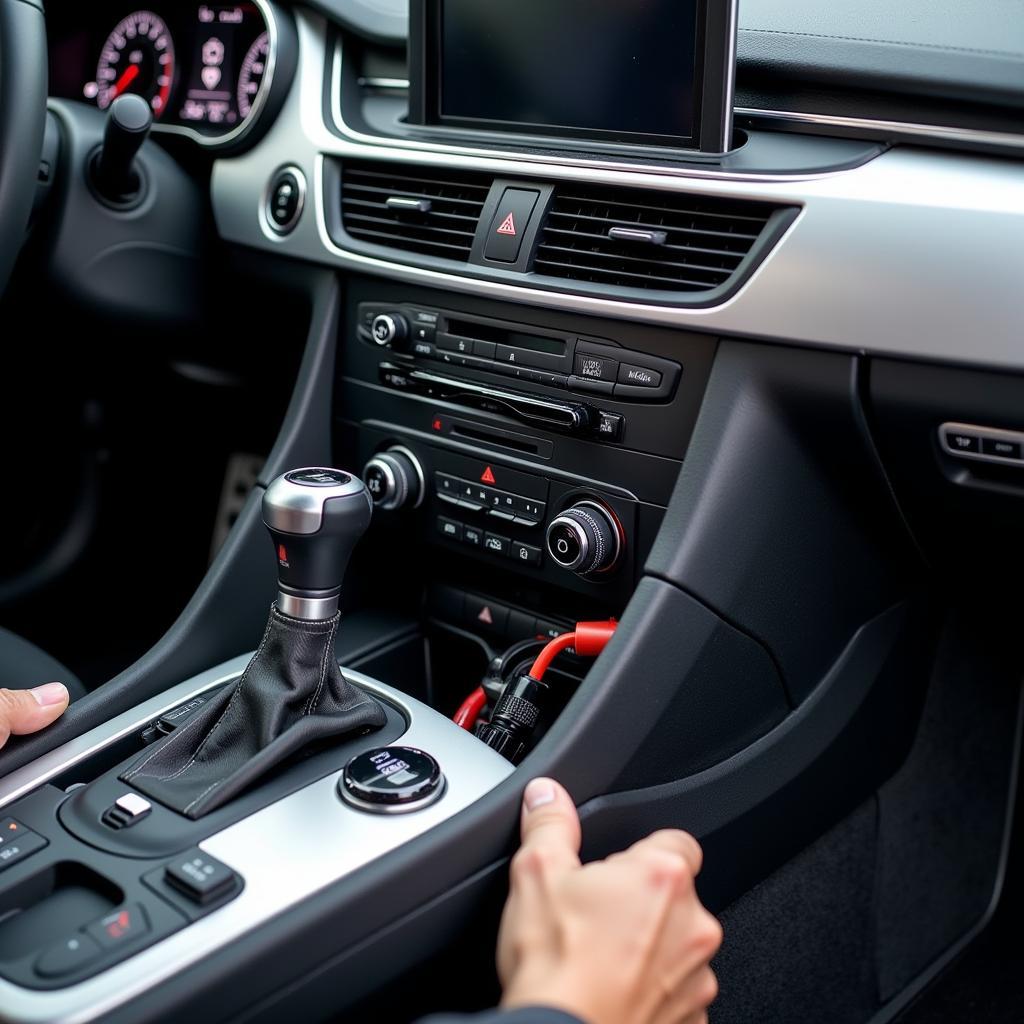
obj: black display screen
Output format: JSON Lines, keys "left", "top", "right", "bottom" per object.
{"left": 438, "top": 0, "right": 700, "bottom": 144}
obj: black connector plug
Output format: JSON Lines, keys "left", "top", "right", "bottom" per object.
{"left": 474, "top": 673, "right": 550, "bottom": 764}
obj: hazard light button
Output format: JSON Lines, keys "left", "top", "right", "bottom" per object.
{"left": 484, "top": 188, "right": 540, "bottom": 263}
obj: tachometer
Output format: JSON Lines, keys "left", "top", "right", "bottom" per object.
{"left": 236, "top": 31, "right": 269, "bottom": 119}
{"left": 89, "top": 11, "right": 175, "bottom": 118}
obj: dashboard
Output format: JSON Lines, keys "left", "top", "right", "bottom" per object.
{"left": 47, "top": 1, "right": 276, "bottom": 144}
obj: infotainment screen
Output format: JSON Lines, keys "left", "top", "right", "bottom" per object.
{"left": 408, "top": 0, "right": 737, "bottom": 154}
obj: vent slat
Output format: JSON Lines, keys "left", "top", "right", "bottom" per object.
{"left": 537, "top": 184, "right": 783, "bottom": 294}
{"left": 533, "top": 257, "right": 722, "bottom": 291}
{"left": 341, "top": 161, "right": 490, "bottom": 262}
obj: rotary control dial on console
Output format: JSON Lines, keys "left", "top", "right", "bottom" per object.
{"left": 546, "top": 500, "right": 624, "bottom": 577}
{"left": 362, "top": 446, "right": 425, "bottom": 511}
{"left": 371, "top": 313, "right": 408, "bottom": 348}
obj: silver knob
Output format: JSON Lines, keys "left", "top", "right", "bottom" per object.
{"left": 545, "top": 500, "right": 623, "bottom": 576}
{"left": 371, "top": 313, "right": 408, "bottom": 347}
{"left": 362, "top": 446, "right": 425, "bottom": 511}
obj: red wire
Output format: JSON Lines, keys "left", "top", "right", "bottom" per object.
{"left": 529, "top": 632, "right": 578, "bottom": 681}
{"left": 452, "top": 620, "right": 618, "bottom": 727}
{"left": 453, "top": 686, "right": 487, "bottom": 729}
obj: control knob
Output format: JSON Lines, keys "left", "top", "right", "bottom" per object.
{"left": 545, "top": 500, "right": 623, "bottom": 576}
{"left": 371, "top": 313, "right": 408, "bottom": 348}
{"left": 362, "top": 446, "right": 425, "bottom": 511}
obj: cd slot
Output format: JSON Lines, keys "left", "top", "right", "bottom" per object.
{"left": 448, "top": 418, "right": 554, "bottom": 458}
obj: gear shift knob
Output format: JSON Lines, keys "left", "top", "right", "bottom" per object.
{"left": 262, "top": 469, "right": 373, "bottom": 621}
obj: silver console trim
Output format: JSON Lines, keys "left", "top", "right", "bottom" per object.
{"left": 0, "top": 660, "right": 513, "bottom": 1024}
{"left": 939, "top": 421, "right": 1024, "bottom": 467}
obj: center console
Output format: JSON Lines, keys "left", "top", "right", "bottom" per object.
{"left": 337, "top": 276, "right": 717, "bottom": 638}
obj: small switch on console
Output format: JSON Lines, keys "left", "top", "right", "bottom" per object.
{"left": 102, "top": 793, "right": 152, "bottom": 830}
{"left": 86, "top": 904, "right": 150, "bottom": 950}
{"left": 165, "top": 849, "right": 239, "bottom": 905}
{"left": 340, "top": 747, "right": 445, "bottom": 813}
{"left": 35, "top": 934, "right": 104, "bottom": 979}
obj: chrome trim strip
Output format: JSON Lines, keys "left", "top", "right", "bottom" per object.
{"left": 150, "top": 0, "right": 279, "bottom": 149}
{"left": 356, "top": 77, "right": 411, "bottom": 91}
{"left": 718, "top": 0, "right": 738, "bottom": 154}
{"left": 0, "top": 660, "right": 513, "bottom": 1024}
{"left": 735, "top": 106, "right": 1024, "bottom": 153}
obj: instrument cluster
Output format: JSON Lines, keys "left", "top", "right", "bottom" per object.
{"left": 47, "top": 2, "right": 278, "bottom": 145}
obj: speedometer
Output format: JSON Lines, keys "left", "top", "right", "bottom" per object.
{"left": 237, "top": 31, "right": 269, "bottom": 120}
{"left": 92, "top": 11, "right": 175, "bottom": 118}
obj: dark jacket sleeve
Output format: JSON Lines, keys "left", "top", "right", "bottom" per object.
{"left": 417, "top": 1008, "right": 585, "bottom": 1024}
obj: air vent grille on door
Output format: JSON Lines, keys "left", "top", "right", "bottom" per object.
{"left": 535, "top": 184, "right": 786, "bottom": 293}
{"left": 341, "top": 162, "right": 491, "bottom": 261}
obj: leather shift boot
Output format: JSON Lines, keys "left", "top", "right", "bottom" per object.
{"left": 122, "top": 606, "right": 387, "bottom": 819}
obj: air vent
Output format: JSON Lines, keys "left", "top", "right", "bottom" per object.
{"left": 341, "top": 162, "right": 491, "bottom": 262}
{"left": 535, "top": 185, "right": 785, "bottom": 294}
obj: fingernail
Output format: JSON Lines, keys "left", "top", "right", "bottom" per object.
{"left": 31, "top": 682, "right": 68, "bottom": 707}
{"left": 524, "top": 778, "right": 556, "bottom": 811}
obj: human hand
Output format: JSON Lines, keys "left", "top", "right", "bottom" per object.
{"left": 0, "top": 683, "right": 70, "bottom": 750}
{"left": 497, "top": 777, "right": 722, "bottom": 1024}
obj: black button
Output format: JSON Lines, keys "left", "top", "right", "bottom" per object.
{"left": 483, "top": 188, "right": 540, "bottom": 263}
{"left": 0, "top": 828, "right": 46, "bottom": 872}
{"left": 435, "top": 473, "right": 458, "bottom": 497}
{"left": 536, "top": 619, "right": 569, "bottom": 641}
{"left": 463, "top": 524, "right": 484, "bottom": 547}
{"left": 35, "top": 934, "right": 104, "bottom": 979}
{"left": 432, "top": 586, "right": 464, "bottom": 622}
{"left": 568, "top": 375, "right": 614, "bottom": 395}
{"left": 0, "top": 817, "right": 30, "bottom": 847}
{"left": 466, "top": 596, "right": 509, "bottom": 633}
{"left": 165, "top": 849, "right": 238, "bottom": 905}
{"left": 943, "top": 430, "right": 979, "bottom": 454}
{"left": 364, "top": 463, "right": 390, "bottom": 502}
{"left": 574, "top": 353, "right": 619, "bottom": 382}
{"left": 508, "top": 609, "right": 537, "bottom": 638}
{"left": 534, "top": 370, "right": 569, "bottom": 388}
{"left": 484, "top": 532, "right": 511, "bottom": 556}
{"left": 982, "top": 437, "right": 1022, "bottom": 460}
{"left": 438, "top": 335, "right": 473, "bottom": 355}
{"left": 412, "top": 339, "right": 435, "bottom": 358}
{"left": 617, "top": 363, "right": 662, "bottom": 388}
{"left": 548, "top": 522, "right": 583, "bottom": 566}
{"left": 595, "top": 412, "right": 624, "bottom": 441}
{"left": 473, "top": 340, "right": 497, "bottom": 359}
{"left": 267, "top": 170, "right": 302, "bottom": 234}
{"left": 340, "top": 747, "right": 444, "bottom": 812}
{"left": 510, "top": 541, "right": 542, "bottom": 566}
{"left": 437, "top": 517, "right": 464, "bottom": 541}
{"left": 86, "top": 904, "right": 150, "bottom": 950}
{"left": 511, "top": 496, "right": 547, "bottom": 522}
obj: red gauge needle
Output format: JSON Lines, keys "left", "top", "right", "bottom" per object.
{"left": 110, "top": 63, "right": 140, "bottom": 99}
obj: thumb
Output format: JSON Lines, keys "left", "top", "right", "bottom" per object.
{"left": 0, "top": 684, "right": 70, "bottom": 750}
{"left": 519, "top": 777, "right": 582, "bottom": 869}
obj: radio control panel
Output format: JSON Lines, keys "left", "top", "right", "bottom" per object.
{"left": 358, "top": 302, "right": 682, "bottom": 413}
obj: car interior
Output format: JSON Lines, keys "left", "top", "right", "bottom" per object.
{"left": 1, "top": 0, "right": 1023, "bottom": 1020}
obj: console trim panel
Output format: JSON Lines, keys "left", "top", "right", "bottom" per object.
{"left": 0, "top": 662, "right": 513, "bottom": 1024}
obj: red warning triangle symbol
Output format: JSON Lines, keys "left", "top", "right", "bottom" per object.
{"left": 477, "top": 605, "right": 494, "bottom": 625}
{"left": 496, "top": 212, "right": 517, "bottom": 236}
{"left": 481, "top": 466, "right": 496, "bottom": 484}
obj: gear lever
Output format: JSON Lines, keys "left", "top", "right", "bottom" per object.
{"left": 263, "top": 468, "right": 372, "bottom": 621}
{"left": 122, "top": 469, "right": 387, "bottom": 819}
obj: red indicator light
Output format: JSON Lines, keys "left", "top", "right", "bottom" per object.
{"left": 480, "top": 466, "right": 496, "bottom": 485}
{"left": 277, "top": 544, "right": 288, "bottom": 562}
{"left": 432, "top": 418, "right": 443, "bottom": 432}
